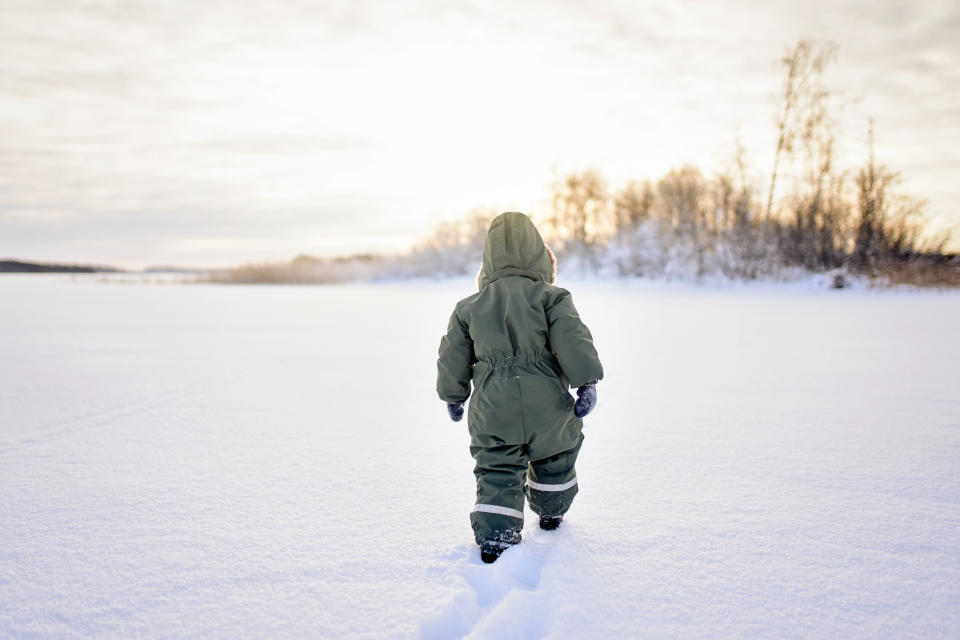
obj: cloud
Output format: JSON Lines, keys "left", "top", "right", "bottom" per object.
{"left": 1, "top": 0, "right": 957, "bottom": 266}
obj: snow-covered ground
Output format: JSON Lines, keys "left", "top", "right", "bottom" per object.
{"left": 1, "top": 275, "right": 958, "bottom": 639}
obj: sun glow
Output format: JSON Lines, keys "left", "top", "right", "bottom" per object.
{"left": 1, "top": 1, "right": 957, "bottom": 267}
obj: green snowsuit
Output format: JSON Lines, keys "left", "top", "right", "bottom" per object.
{"left": 436, "top": 212, "right": 604, "bottom": 546}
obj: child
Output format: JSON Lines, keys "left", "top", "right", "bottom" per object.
{"left": 436, "top": 212, "right": 604, "bottom": 563}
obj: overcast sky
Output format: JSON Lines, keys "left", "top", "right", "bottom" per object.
{"left": 1, "top": 0, "right": 958, "bottom": 268}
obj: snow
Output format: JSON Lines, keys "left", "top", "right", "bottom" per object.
{"left": 1, "top": 274, "right": 959, "bottom": 639}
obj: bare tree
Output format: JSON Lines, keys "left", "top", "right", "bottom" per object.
{"left": 408, "top": 208, "right": 497, "bottom": 276}
{"left": 657, "top": 166, "right": 709, "bottom": 275}
{"left": 550, "top": 170, "right": 609, "bottom": 248}
{"left": 788, "top": 112, "right": 847, "bottom": 269}
{"left": 613, "top": 180, "right": 655, "bottom": 231}
{"left": 766, "top": 38, "right": 837, "bottom": 221}
{"left": 852, "top": 123, "right": 926, "bottom": 271}
{"left": 711, "top": 173, "right": 735, "bottom": 233}
{"left": 657, "top": 165, "right": 706, "bottom": 233}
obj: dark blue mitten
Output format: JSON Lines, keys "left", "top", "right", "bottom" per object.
{"left": 573, "top": 383, "right": 597, "bottom": 418}
{"left": 447, "top": 403, "right": 464, "bottom": 422}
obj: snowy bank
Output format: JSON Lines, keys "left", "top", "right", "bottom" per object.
{"left": 1, "top": 277, "right": 958, "bottom": 638}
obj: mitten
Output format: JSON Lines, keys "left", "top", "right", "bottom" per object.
{"left": 573, "top": 383, "right": 597, "bottom": 418}
{"left": 447, "top": 403, "right": 464, "bottom": 422}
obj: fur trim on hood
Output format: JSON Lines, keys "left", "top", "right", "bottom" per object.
{"left": 546, "top": 245, "right": 557, "bottom": 284}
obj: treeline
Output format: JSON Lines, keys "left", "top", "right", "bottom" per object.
{"left": 0, "top": 259, "right": 124, "bottom": 273}
{"left": 406, "top": 151, "right": 955, "bottom": 286}
{"left": 216, "top": 39, "right": 958, "bottom": 287}
{"left": 406, "top": 39, "right": 957, "bottom": 287}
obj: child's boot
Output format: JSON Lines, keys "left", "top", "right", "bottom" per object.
{"left": 539, "top": 515, "right": 562, "bottom": 530}
{"left": 480, "top": 540, "right": 507, "bottom": 563}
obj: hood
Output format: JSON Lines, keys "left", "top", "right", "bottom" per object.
{"left": 477, "top": 212, "right": 554, "bottom": 289}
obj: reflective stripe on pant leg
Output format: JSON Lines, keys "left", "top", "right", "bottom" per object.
{"left": 526, "top": 435, "right": 583, "bottom": 517}
{"left": 470, "top": 443, "right": 527, "bottom": 545}
{"left": 526, "top": 477, "right": 578, "bottom": 492}
{"left": 472, "top": 503, "right": 524, "bottom": 519}
{"left": 525, "top": 481, "right": 578, "bottom": 517}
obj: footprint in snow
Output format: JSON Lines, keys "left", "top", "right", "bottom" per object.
{"left": 419, "top": 534, "right": 552, "bottom": 639}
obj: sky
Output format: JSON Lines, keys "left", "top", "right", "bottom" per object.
{"left": 1, "top": 0, "right": 958, "bottom": 269}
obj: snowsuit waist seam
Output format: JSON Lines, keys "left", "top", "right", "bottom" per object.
{"left": 474, "top": 351, "right": 558, "bottom": 371}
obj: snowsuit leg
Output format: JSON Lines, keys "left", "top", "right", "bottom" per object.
{"left": 469, "top": 443, "right": 526, "bottom": 546}
{"left": 526, "top": 434, "right": 583, "bottom": 518}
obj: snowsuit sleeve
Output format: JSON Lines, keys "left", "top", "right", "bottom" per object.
{"left": 437, "top": 307, "right": 475, "bottom": 404}
{"left": 546, "top": 289, "right": 604, "bottom": 389}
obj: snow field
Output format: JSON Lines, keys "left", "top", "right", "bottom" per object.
{"left": 1, "top": 275, "right": 958, "bottom": 638}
